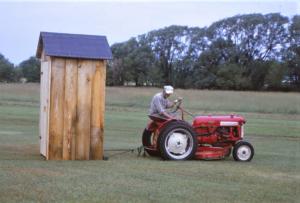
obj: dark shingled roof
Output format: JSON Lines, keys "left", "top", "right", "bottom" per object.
{"left": 36, "top": 32, "right": 113, "bottom": 60}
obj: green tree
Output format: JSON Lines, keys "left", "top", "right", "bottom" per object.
{"left": 216, "top": 63, "right": 251, "bottom": 90}
{"left": 265, "top": 62, "right": 286, "bottom": 90}
{"left": 248, "top": 61, "right": 271, "bottom": 90}
{"left": 208, "top": 13, "right": 289, "bottom": 63}
{"left": 146, "top": 25, "right": 189, "bottom": 85}
{"left": 205, "top": 13, "right": 289, "bottom": 90}
{"left": 0, "top": 53, "right": 15, "bottom": 82}
{"left": 109, "top": 37, "right": 156, "bottom": 86}
{"left": 285, "top": 15, "right": 300, "bottom": 89}
{"left": 18, "top": 57, "right": 40, "bottom": 82}
{"left": 108, "top": 13, "right": 296, "bottom": 91}
{"left": 106, "top": 59, "right": 125, "bottom": 86}
{"left": 108, "top": 43, "right": 128, "bottom": 85}
{"left": 191, "top": 39, "right": 237, "bottom": 89}
{"left": 174, "top": 27, "right": 208, "bottom": 88}
{"left": 122, "top": 37, "right": 156, "bottom": 86}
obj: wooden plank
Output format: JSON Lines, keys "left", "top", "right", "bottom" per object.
{"left": 39, "top": 61, "right": 47, "bottom": 157}
{"left": 49, "top": 57, "right": 65, "bottom": 160}
{"left": 62, "top": 59, "right": 78, "bottom": 160}
{"left": 45, "top": 58, "right": 52, "bottom": 160}
{"left": 90, "top": 60, "right": 106, "bottom": 160}
{"left": 39, "top": 58, "right": 51, "bottom": 160}
{"left": 76, "top": 60, "right": 95, "bottom": 160}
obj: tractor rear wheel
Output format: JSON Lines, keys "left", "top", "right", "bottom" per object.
{"left": 142, "top": 128, "right": 160, "bottom": 156}
{"left": 233, "top": 141, "right": 254, "bottom": 161}
{"left": 158, "top": 121, "right": 197, "bottom": 160}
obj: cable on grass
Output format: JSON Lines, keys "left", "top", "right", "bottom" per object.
{"left": 104, "top": 146, "right": 145, "bottom": 159}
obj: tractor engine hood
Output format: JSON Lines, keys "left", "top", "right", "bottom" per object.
{"left": 193, "top": 115, "right": 246, "bottom": 127}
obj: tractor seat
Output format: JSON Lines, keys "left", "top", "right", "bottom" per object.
{"left": 148, "top": 114, "right": 168, "bottom": 122}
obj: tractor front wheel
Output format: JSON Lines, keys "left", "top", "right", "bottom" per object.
{"left": 233, "top": 141, "right": 254, "bottom": 161}
{"left": 158, "top": 121, "right": 197, "bottom": 160}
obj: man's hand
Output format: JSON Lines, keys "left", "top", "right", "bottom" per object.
{"left": 174, "top": 97, "right": 183, "bottom": 104}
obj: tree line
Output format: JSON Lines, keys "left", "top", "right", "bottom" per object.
{"left": 0, "top": 13, "right": 299, "bottom": 91}
{"left": 0, "top": 55, "right": 40, "bottom": 83}
{"left": 108, "top": 13, "right": 300, "bottom": 91}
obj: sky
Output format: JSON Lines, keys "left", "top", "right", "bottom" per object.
{"left": 0, "top": 0, "right": 299, "bottom": 65}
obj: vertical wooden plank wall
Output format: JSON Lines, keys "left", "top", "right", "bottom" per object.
{"left": 40, "top": 52, "right": 51, "bottom": 159}
{"left": 47, "top": 57, "right": 105, "bottom": 160}
{"left": 39, "top": 61, "right": 48, "bottom": 156}
{"left": 49, "top": 58, "right": 65, "bottom": 160}
{"left": 90, "top": 61, "right": 106, "bottom": 159}
{"left": 63, "top": 59, "right": 78, "bottom": 160}
{"left": 76, "top": 60, "right": 95, "bottom": 160}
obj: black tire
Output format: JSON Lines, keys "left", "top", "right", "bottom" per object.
{"left": 233, "top": 141, "right": 254, "bottom": 162}
{"left": 158, "top": 121, "right": 198, "bottom": 160}
{"left": 142, "top": 128, "right": 160, "bottom": 156}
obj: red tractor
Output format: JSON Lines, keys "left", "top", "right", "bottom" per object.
{"left": 142, "top": 101, "right": 254, "bottom": 161}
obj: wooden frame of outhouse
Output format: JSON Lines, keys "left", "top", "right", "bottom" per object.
{"left": 36, "top": 32, "right": 112, "bottom": 160}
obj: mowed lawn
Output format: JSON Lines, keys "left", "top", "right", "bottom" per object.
{"left": 0, "top": 83, "right": 299, "bottom": 203}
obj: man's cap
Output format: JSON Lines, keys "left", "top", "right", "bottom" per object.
{"left": 164, "top": 85, "right": 174, "bottom": 94}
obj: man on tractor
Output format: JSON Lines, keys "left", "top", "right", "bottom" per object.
{"left": 149, "top": 85, "right": 181, "bottom": 119}
{"left": 144, "top": 86, "right": 254, "bottom": 161}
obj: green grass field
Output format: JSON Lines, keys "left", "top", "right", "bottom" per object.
{"left": 0, "top": 83, "right": 299, "bottom": 203}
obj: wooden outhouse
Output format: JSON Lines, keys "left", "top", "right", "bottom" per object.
{"left": 36, "top": 32, "right": 112, "bottom": 160}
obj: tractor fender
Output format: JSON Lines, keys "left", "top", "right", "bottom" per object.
{"left": 157, "top": 119, "right": 192, "bottom": 135}
{"left": 234, "top": 139, "right": 250, "bottom": 145}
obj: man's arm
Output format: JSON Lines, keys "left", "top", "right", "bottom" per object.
{"left": 167, "top": 97, "right": 183, "bottom": 109}
{"left": 153, "top": 96, "right": 175, "bottom": 119}
{"left": 161, "top": 110, "right": 174, "bottom": 119}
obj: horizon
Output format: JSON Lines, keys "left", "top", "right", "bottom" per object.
{"left": 0, "top": 1, "right": 299, "bottom": 65}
